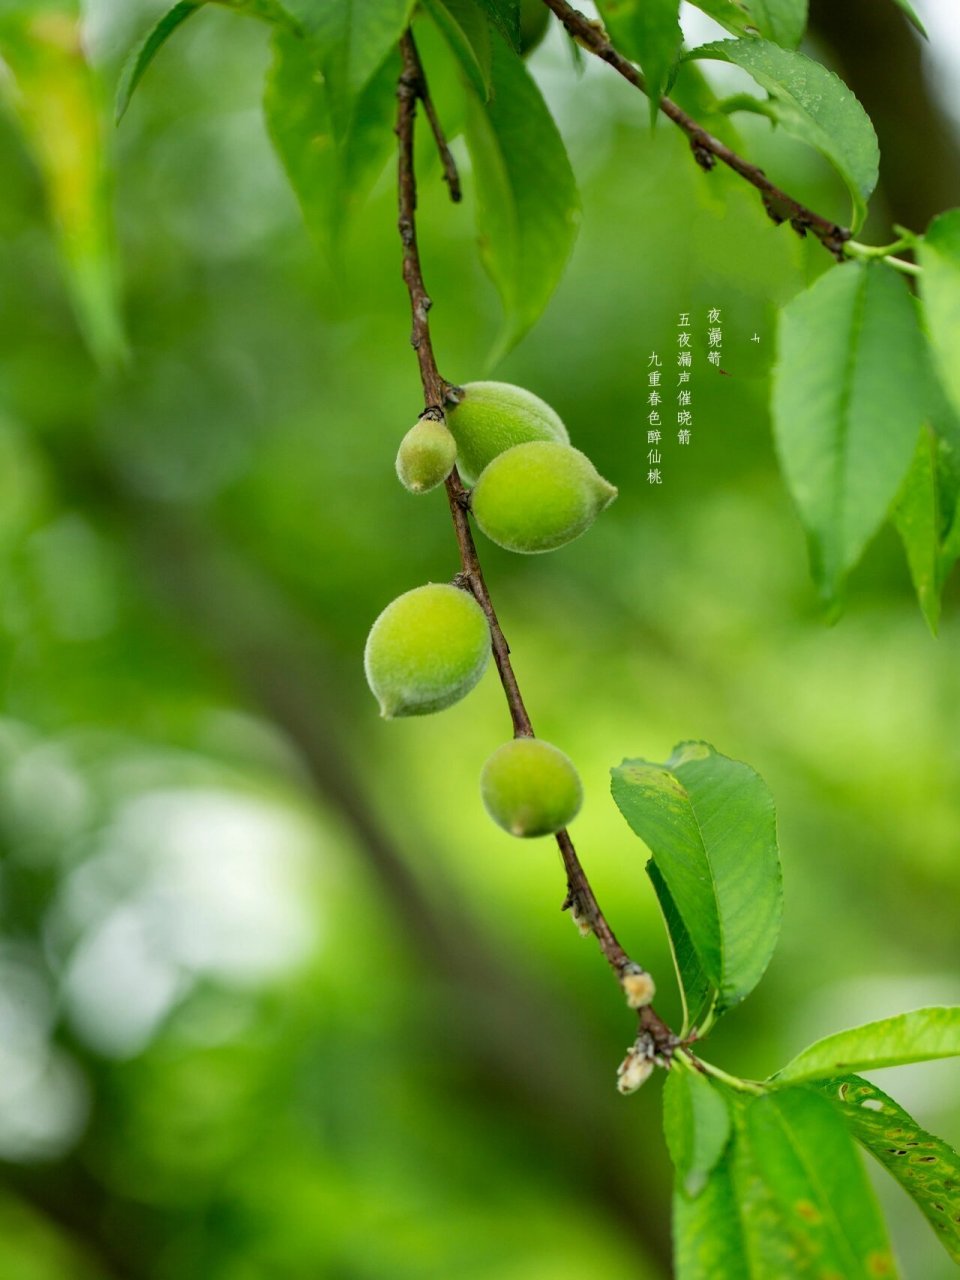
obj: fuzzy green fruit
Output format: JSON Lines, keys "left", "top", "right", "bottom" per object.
{"left": 446, "top": 381, "right": 569, "bottom": 484}
{"left": 396, "top": 417, "right": 457, "bottom": 494}
{"left": 364, "top": 583, "right": 490, "bottom": 718}
{"left": 481, "top": 737, "right": 583, "bottom": 837}
{"left": 471, "top": 441, "right": 617, "bottom": 553}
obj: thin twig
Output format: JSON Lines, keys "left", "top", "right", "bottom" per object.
{"left": 395, "top": 30, "right": 676, "bottom": 1059}
{"left": 407, "top": 32, "right": 461, "bottom": 202}
{"left": 541, "top": 0, "right": 851, "bottom": 260}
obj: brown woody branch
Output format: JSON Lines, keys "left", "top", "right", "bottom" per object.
{"left": 406, "top": 31, "right": 461, "bottom": 203}
{"left": 541, "top": 0, "right": 851, "bottom": 259}
{"left": 396, "top": 29, "right": 676, "bottom": 1062}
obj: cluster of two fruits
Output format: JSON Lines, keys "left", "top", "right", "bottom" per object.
{"left": 366, "top": 382, "right": 618, "bottom": 839}
{"left": 396, "top": 382, "right": 617, "bottom": 552}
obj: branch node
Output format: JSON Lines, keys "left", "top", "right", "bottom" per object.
{"left": 690, "top": 137, "right": 716, "bottom": 171}
{"left": 620, "top": 963, "right": 656, "bottom": 1009}
{"left": 544, "top": 0, "right": 851, "bottom": 258}
{"left": 616, "top": 1033, "right": 657, "bottom": 1094}
{"left": 761, "top": 191, "right": 786, "bottom": 226}
{"left": 569, "top": 896, "right": 594, "bottom": 938}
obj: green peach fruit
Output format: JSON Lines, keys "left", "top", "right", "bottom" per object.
{"left": 364, "top": 583, "right": 490, "bottom": 718}
{"left": 481, "top": 737, "right": 583, "bottom": 837}
{"left": 471, "top": 441, "right": 617, "bottom": 553}
{"left": 396, "top": 417, "right": 457, "bottom": 494}
{"left": 446, "top": 381, "right": 569, "bottom": 484}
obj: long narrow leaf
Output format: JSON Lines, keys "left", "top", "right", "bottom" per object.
{"left": 773, "top": 1007, "right": 960, "bottom": 1084}
{"left": 463, "top": 37, "right": 580, "bottom": 361}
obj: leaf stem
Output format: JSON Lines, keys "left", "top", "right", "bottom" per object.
{"left": 395, "top": 29, "right": 676, "bottom": 1059}
{"left": 693, "top": 998, "right": 719, "bottom": 1042}
{"left": 845, "top": 236, "right": 912, "bottom": 258}
{"left": 844, "top": 240, "right": 922, "bottom": 275}
{"left": 693, "top": 1054, "right": 766, "bottom": 1095}
{"left": 540, "top": 0, "right": 851, "bottom": 259}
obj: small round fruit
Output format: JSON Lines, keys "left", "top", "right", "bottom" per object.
{"left": 471, "top": 441, "right": 617, "bottom": 554}
{"left": 481, "top": 737, "right": 583, "bottom": 837}
{"left": 446, "top": 381, "right": 569, "bottom": 484}
{"left": 396, "top": 417, "right": 457, "bottom": 494}
{"left": 364, "top": 583, "right": 490, "bottom": 718}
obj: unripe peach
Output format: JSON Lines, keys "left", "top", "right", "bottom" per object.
{"left": 471, "top": 441, "right": 617, "bottom": 553}
{"left": 396, "top": 417, "right": 457, "bottom": 494}
{"left": 364, "top": 583, "right": 490, "bottom": 718}
{"left": 480, "top": 737, "right": 583, "bottom": 837}
{"left": 446, "top": 381, "right": 569, "bottom": 484}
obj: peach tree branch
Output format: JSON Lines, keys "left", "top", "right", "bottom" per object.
{"left": 541, "top": 0, "right": 852, "bottom": 259}
{"left": 395, "top": 28, "right": 676, "bottom": 1062}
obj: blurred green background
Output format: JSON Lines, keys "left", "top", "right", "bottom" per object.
{"left": 0, "top": 1, "right": 958, "bottom": 1276}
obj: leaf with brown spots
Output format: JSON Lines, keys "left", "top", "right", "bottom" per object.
{"left": 814, "top": 1076, "right": 960, "bottom": 1265}
{"left": 735, "top": 1087, "right": 900, "bottom": 1278}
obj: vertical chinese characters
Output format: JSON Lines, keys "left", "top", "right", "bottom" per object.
{"left": 677, "top": 311, "right": 692, "bottom": 446}
{"left": 647, "top": 351, "right": 662, "bottom": 485}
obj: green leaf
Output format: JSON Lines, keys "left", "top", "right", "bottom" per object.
{"left": 772, "top": 262, "right": 927, "bottom": 606}
{"left": 717, "top": 92, "right": 776, "bottom": 120}
{"left": 611, "top": 742, "right": 781, "bottom": 1015}
{"left": 888, "top": 0, "right": 927, "bottom": 37}
{"left": 1, "top": 13, "right": 126, "bottom": 369}
{"left": 264, "top": 30, "right": 398, "bottom": 251}
{"left": 673, "top": 1149, "right": 748, "bottom": 1280}
{"left": 815, "top": 1075, "right": 960, "bottom": 1265}
{"left": 740, "top": 0, "right": 807, "bottom": 46}
{"left": 215, "top": 0, "right": 300, "bottom": 25}
{"left": 892, "top": 426, "right": 942, "bottom": 634}
{"left": 682, "top": 1089, "right": 898, "bottom": 1277}
{"left": 595, "top": 0, "right": 683, "bottom": 126}
{"left": 284, "top": 0, "right": 413, "bottom": 138}
{"left": 913, "top": 311, "right": 960, "bottom": 583}
{"left": 423, "top": 0, "right": 492, "bottom": 100}
{"left": 473, "top": 0, "right": 520, "bottom": 51}
{"left": 116, "top": 0, "right": 301, "bottom": 121}
{"left": 115, "top": 1, "right": 202, "bottom": 122}
{"left": 940, "top": 485, "right": 960, "bottom": 588}
{"left": 666, "top": 60, "right": 744, "bottom": 151}
{"left": 463, "top": 36, "right": 580, "bottom": 361}
{"left": 648, "top": 862, "right": 713, "bottom": 1035}
{"left": 691, "top": 0, "right": 807, "bottom": 48}
{"left": 663, "top": 1067, "right": 732, "bottom": 1197}
{"left": 773, "top": 1007, "right": 960, "bottom": 1084}
{"left": 728, "top": 1101, "right": 807, "bottom": 1277}
{"left": 689, "top": 39, "right": 878, "bottom": 228}
{"left": 919, "top": 211, "right": 960, "bottom": 425}
{"left": 738, "top": 1088, "right": 899, "bottom": 1277}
